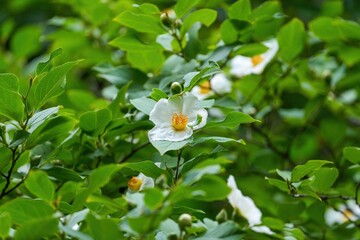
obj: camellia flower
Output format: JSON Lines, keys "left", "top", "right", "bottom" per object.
{"left": 128, "top": 173, "right": 155, "bottom": 192}
{"left": 148, "top": 92, "right": 208, "bottom": 142}
{"left": 324, "top": 200, "right": 360, "bottom": 226}
{"left": 227, "top": 175, "right": 274, "bottom": 235}
{"left": 191, "top": 73, "right": 232, "bottom": 100}
{"left": 230, "top": 39, "right": 279, "bottom": 78}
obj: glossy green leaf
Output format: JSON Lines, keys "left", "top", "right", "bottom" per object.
{"left": 87, "top": 214, "right": 122, "bottom": 240}
{"left": 36, "top": 48, "right": 63, "bottom": 75}
{"left": 291, "top": 160, "right": 333, "bottom": 182}
{"left": 343, "top": 146, "right": 360, "bottom": 164}
{"left": 120, "top": 161, "right": 164, "bottom": 178}
{"left": 228, "top": 0, "right": 251, "bottom": 20}
{"left": 24, "top": 170, "right": 55, "bottom": 202}
{"left": 0, "top": 73, "right": 24, "bottom": 122}
{"left": 130, "top": 97, "right": 156, "bottom": 115}
{"left": 205, "top": 111, "right": 259, "bottom": 129}
{"left": 180, "top": 9, "right": 217, "bottom": 36}
{"left": 311, "top": 167, "right": 338, "bottom": 193}
{"left": 10, "top": 25, "right": 42, "bottom": 57}
{"left": 144, "top": 188, "right": 164, "bottom": 210}
{"left": 277, "top": 18, "right": 305, "bottom": 62}
{"left": 9, "top": 130, "right": 29, "bottom": 148}
{"left": 27, "top": 106, "right": 60, "bottom": 133}
{"left": 174, "top": 0, "right": 200, "bottom": 18}
{"left": 45, "top": 166, "right": 83, "bottom": 182}
{"left": 79, "top": 108, "right": 112, "bottom": 136}
{"left": 0, "top": 198, "right": 54, "bottom": 225}
{"left": 234, "top": 43, "right": 269, "bottom": 57}
{"left": 28, "top": 60, "right": 81, "bottom": 111}
{"left": 14, "top": 217, "right": 58, "bottom": 240}
{"left": 220, "top": 20, "right": 238, "bottom": 44}
{"left": 196, "top": 221, "right": 239, "bottom": 239}
{"left": 0, "top": 212, "right": 11, "bottom": 239}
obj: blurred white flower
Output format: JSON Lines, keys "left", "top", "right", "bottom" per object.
{"left": 230, "top": 39, "right": 279, "bottom": 78}
{"left": 148, "top": 92, "right": 208, "bottom": 142}
{"left": 325, "top": 200, "right": 360, "bottom": 226}
{"left": 128, "top": 173, "right": 155, "bottom": 192}
{"left": 191, "top": 73, "right": 232, "bottom": 100}
{"left": 227, "top": 175, "right": 274, "bottom": 235}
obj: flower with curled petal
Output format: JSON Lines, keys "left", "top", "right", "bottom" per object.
{"left": 191, "top": 73, "right": 232, "bottom": 100}
{"left": 148, "top": 92, "right": 208, "bottom": 142}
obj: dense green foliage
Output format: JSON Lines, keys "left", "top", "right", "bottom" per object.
{"left": 1, "top": 0, "right": 360, "bottom": 239}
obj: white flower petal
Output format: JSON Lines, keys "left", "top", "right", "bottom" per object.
{"left": 149, "top": 98, "right": 174, "bottom": 125}
{"left": 192, "top": 109, "right": 208, "bottom": 130}
{"left": 149, "top": 124, "right": 193, "bottom": 142}
{"left": 210, "top": 73, "right": 232, "bottom": 94}
{"left": 191, "top": 86, "right": 213, "bottom": 100}
{"left": 230, "top": 56, "right": 253, "bottom": 77}
{"left": 138, "top": 173, "right": 155, "bottom": 191}
{"left": 325, "top": 208, "right": 346, "bottom": 226}
{"left": 227, "top": 175, "right": 262, "bottom": 226}
{"left": 251, "top": 225, "right": 274, "bottom": 235}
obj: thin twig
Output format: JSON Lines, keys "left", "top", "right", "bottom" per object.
{"left": 174, "top": 149, "right": 183, "bottom": 184}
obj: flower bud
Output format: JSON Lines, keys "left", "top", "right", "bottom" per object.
{"left": 167, "top": 233, "right": 178, "bottom": 240}
{"left": 170, "top": 82, "right": 183, "bottom": 95}
{"left": 160, "top": 12, "right": 173, "bottom": 28}
{"left": 215, "top": 209, "right": 228, "bottom": 223}
{"left": 178, "top": 213, "right": 192, "bottom": 230}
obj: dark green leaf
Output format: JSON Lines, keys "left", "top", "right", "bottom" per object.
{"left": 0, "top": 73, "right": 24, "bottom": 122}
{"left": 343, "top": 146, "right": 360, "bottom": 164}
{"left": 79, "top": 108, "right": 112, "bottom": 136}
{"left": 205, "top": 111, "right": 259, "bottom": 129}
{"left": 181, "top": 9, "right": 217, "bottom": 36}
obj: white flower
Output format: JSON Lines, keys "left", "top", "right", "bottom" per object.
{"left": 148, "top": 92, "right": 208, "bottom": 142}
{"left": 230, "top": 39, "right": 279, "bottom": 78}
{"left": 227, "top": 175, "right": 274, "bottom": 235}
{"left": 128, "top": 173, "right": 155, "bottom": 192}
{"left": 191, "top": 73, "right": 232, "bottom": 100}
{"left": 325, "top": 200, "right": 360, "bottom": 226}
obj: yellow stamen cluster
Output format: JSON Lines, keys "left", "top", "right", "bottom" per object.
{"left": 128, "top": 177, "right": 143, "bottom": 191}
{"left": 343, "top": 209, "right": 354, "bottom": 221}
{"left": 199, "top": 81, "right": 211, "bottom": 94}
{"left": 172, "top": 113, "right": 188, "bottom": 131}
{"left": 251, "top": 55, "right": 263, "bottom": 66}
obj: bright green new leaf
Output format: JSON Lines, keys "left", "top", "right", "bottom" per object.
{"left": 114, "top": 10, "right": 165, "bottom": 34}
{"left": 0, "top": 212, "right": 11, "bottom": 239}
{"left": 174, "top": 0, "right": 200, "bottom": 18}
{"left": 228, "top": 0, "right": 251, "bottom": 20}
{"left": 27, "top": 106, "right": 60, "bottom": 133}
{"left": 25, "top": 170, "right": 55, "bottom": 202}
{"left": 220, "top": 20, "right": 238, "bottom": 44}
{"left": 266, "top": 177, "right": 289, "bottom": 192}
{"left": 234, "top": 43, "right": 269, "bottom": 57}
{"left": 14, "top": 217, "right": 58, "bottom": 240}
{"left": 10, "top": 25, "right": 42, "bottom": 58}
{"left": 291, "top": 160, "right": 333, "bottom": 182}
{"left": 277, "top": 18, "right": 305, "bottom": 62}
{"left": 311, "top": 167, "right": 338, "bottom": 193}
{"left": 0, "top": 198, "right": 54, "bottom": 225}
{"left": 180, "top": 9, "right": 217, "bottom": 36}
{"left": 205, "top": 111, "right": 259, "bottom": 129}
{"left": 36, "top": 48, "right": 63, "bottom": 75}
{"left": 191, "top": 175, "right": 231, "bottom": 201}
{"left": 28, "top": 60, "right": 81, "bottom": 111}
{"left": 79, "top": 108, "right": 112, "bottom": 136}
{"left": 343, "top": 146, "right": 360, "bottom": 164}
{"left": 87, "top": 214, "right": 122, "bottom": 240}
{"left": 144, "top": 188, "right": 164, "bottom": 210}
{"left": 130, "top": 97, "right": 156, "bottom": 115}
{"left": 0, "top": 73, "right": 24, "bottom": 122}
{"left": 183, "top": 62, "right": 221, "bottom": 91}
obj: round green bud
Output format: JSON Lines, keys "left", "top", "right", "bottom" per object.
{"left": 215, "top": 209, "right": 228, "bottom": 223}
{"left": 178, "top": 213, "right": 192, "bottom": 230}
{"left": 170, "top": 82, "right": 183, "bottom": 95}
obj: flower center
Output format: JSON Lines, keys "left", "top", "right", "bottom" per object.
{"left": 251, "top": 55, "right": 263, "bottom": 66}
{"left": 128, "top": 177, "right": 143, "bottom": 191}
{"left": 199, "top": 81, "right": 211, "bottom": 94}
{"left": 172, "top": 113, "right": 188, "bottom": 131}
{"left": 343, "top": 209, "right": 354, "bottom": 221}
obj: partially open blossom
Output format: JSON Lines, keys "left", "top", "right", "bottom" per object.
{"left": 191, "top": 73, "right": 232, "bottom": 100}
{"left": 325, "top": 200, "right": 360, "bottom": 226}
{"left": 148, "top": 92, "right": 208, "bottom": 142}
{"left": 227, "top": 175, "right": 274, "bottom": 235}
{"left": 128, "top": 173, "right": 155, "bottom": 192}
{"left": 230, "top": 39, "right": 279, "bottom": 78}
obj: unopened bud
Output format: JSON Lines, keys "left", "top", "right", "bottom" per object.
{"left": 178, "top": 213, "right": 192, "bottom": 230}
{"left": 160, "top": 12, "right": 173, "bottom": 28}
{"left": 170, "top": 82, "right": 183, "bottom": 95}
{"left": 215, "top": 209, "right": 228, "bottom": 223}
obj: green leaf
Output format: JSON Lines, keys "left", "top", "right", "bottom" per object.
{"left": 189, "top": 137, "right": 245, "bottom": 147}
{"left": 25, "top": 170, "right": 55, "bottom": 202}
{"left": 277, "top": 18, "right": 305, "bottom": 62}
{"left": 45, "top": 167, "right": 83, "bottom": 182}
{"left": 79, "top": 108, "right": 112, "bottom": 136}
{"left": 276, "top": 169, "right": 292, "bottom": 181}
{"left": 228, "top": 0, "right": 251, "bottom": 20}
{"left": 0, "top": 212, "right": 11, "bottom": 239}
{"left": 233, "top": 43, "right": 269, "bottom": 57}
{"left": 10, "top": 25, "right": 42, "bottom": 58}
{"left": 220, "top": 20, "right": 239, "bottom": 44}
{"left": 343, "top": 147, "right": 360, "bottom": 164}
{"left": 291, "top": 160, "right": 333, "bottom": 182}
{"left": 120, "top": 161, "right": 164, "bottom": 178}
{"left": 130, "top": 97, "right": 156, "bottom": 115}
{"left": 311, "top": 167, "right": 338, "bottom": 193}
{"left": 9, "top": 130, "right": 30, "bottom": 148}
{"left": 174, "top": 0, "right": 200, "bottom": 18}
{"left": 144, "top": 188, "right": 164, "bottom": 210}
{"left": 0, "top": 148, "right": 12, "bottom": 173}
{"left": 205, "top": 111, "right": 259, "bottom": 129}
{"left": 183, "top": 63, "right": 221, "bottom": 91}
{"left": 87, "top": 214, "right": 122, "bottom": 240}
{"left": 196, "top": 221, "right": 239, "bottom": 239}
{"left": 0, "top": 198, "right": 54, "bottom": 225}
{"left": 14, "top": 217, "right": 58, "bottom": 240}
{"left": 0, "top": 73, "right": 24, "bottom": 122}
{"left": 266, "top": 177, "right": 289, "bottom": 192}
{"left": 150, "top": 138, "right": 191, "bottom": 155}
{"left": 150, "top": 88, "right": 168, "bottom": 101}
{"left": 28, "top": 60, "right": 81, "bottom": 111}
{"left": 28, "top": 106, "right": 60, "bottom": 133}
{"left": 36, "top": 48, "right": 63, "bottom": 75}
{"left": 191, "top": 175, "right": 230, "bottom": 201}
{"left": 180, "top": 9, "right": 217, "bottom": 36}
{"left": 183, "top": 165, "right": 221, "bottom": 185}
{"left": 114, "top": 9, "right": 165, "bottom": 34}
